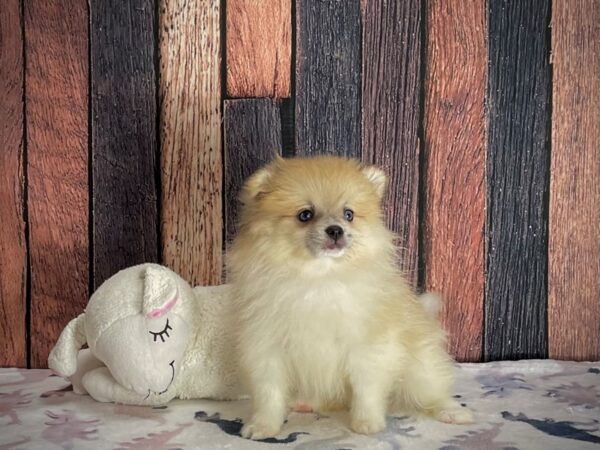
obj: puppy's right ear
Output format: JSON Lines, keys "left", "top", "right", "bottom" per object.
{"left": 239, "top": 165, "right": 272, "bottom": 204}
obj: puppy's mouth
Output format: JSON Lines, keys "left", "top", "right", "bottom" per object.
{"left": 322, "top": 238, "right": 347, "bottom": 256}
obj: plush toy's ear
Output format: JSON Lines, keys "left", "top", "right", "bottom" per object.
{"left": 143, "top": 266, "right": 178, "bottom": 319}
{"left": 361, "top": 166, "right": 387, "bottom": 199}
{"left": 239, "top": 165, "right": 273, "bottom": 204}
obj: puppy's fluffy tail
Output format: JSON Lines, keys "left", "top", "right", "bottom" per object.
{"left": 419, "top": 292, "right": 441, "bottom": 318}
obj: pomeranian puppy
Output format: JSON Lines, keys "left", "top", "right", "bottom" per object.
{"left": 227, "top": 156, "right": 472, "bottom": 439}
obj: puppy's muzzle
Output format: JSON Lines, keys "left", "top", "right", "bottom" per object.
{"left": 324, "top": 225, "right": 347, "bottom": 251}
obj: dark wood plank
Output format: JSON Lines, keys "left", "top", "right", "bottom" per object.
{"left": 422, "top": 0, "right": 486, "bottom": 362}
{"left": 361, "top": 0, "right": 422, "bottom": 285}
{"left": 224, "top": 99, "right": 282, "bottom": 248}
{"left": 295, "top": 0, "right": 361, "bottom": 157}
{"left": 226, "top": 0, "right": 291, "bottom": 98}
{"left": 91, "top": 0, "right": 158, "bottom": 288}
{"left": 549, "top": 0, "right": 600, "bottom": 361}
{"left": 0, "top": 0, "right": 27, "bottom": 368}
{"left": 25, "top": 0, "right": 89, "bottom": 367}
{"left": 485, "top": 0, "right": 551, "bottom": 360}
{"left": 279, "top": 98, "right": 295, "bottom": 158}
{"left": 160, "top": 0, "right": 222, "bottom": 286}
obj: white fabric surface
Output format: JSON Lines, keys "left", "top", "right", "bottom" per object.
{"left": 1, "top": 360, "right": 599, "bottom": 449}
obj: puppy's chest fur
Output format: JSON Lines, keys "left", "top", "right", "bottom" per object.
{"left": 286, "top": 279, "right": 367, "bottom": 337}
{"left": 252, "top": 277, "right": 377, "bottom": 401}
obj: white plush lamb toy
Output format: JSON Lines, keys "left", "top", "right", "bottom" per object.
{"left": 48, "top": 263, "right": 242, "bottom": 405}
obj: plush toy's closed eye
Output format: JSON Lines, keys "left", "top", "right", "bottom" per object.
{"left": 149, "top": 318, "right": 173, "bottom": 342}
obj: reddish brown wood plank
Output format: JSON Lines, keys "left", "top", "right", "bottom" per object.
{"left": 0, "top": 0, "right": 27, "bottom": 368}
{"left": 160, "top": 0, "right": 222, "bottom": 286}
{"left": 25, "top": 0, "right": 89, "bottom": 368}
{"left": 226, "top": 0, "right": 291, "bottom": 98}
{"left": 549, "top": 0, "right": 600, "bottom": 361}
{"left": 361, "top": 0, "right": 421, "bottom": 284}
{"left": 422, "top": 0, "right": 486, "bottom": 362}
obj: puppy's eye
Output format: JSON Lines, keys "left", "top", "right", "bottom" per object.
{"left": 298, "top": 209, "right": 313, "bottom": 222}
{"left": 344, "top": 209, "right": 354, "bottom": 222}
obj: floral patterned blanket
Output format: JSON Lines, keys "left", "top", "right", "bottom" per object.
{"left": 1, "top": 360, "right": 599, "bottom": 449}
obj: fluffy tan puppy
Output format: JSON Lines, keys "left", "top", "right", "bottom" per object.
{"left": 228, "top": 156, "right": 472, "bottom": 440}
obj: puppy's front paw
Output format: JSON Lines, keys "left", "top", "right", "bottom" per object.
{"left": 241, "top": 419, "right": 281, "bottom": 440}
{"left": 351, "top": 417, "right": 386, "bottom": 434}
{"left": 435, "top": 404, "right": 474, "bottom": 425}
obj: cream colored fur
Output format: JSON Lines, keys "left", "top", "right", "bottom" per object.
{"left": 228, "top": 156, "right": 472, "bottom": 439}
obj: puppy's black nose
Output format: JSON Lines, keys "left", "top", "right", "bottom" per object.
{"left": 325, "top": 225, "right": 344, "bottom": 241}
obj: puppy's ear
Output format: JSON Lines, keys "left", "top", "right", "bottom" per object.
{"left": 240, "top": 165, "right": 273, "bottom": 204}
{"left": 362, "top": 166, "right": 387, "bottom": 198}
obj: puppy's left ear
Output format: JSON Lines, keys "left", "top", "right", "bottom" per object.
{"left": 362, "top": 166, "right": 387, "bottom": 198}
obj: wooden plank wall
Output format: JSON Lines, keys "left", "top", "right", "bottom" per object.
{"left": 0, "top": 0, "right": 27, "bottom": 367}
{"left": 361, "top": 0, "right": 422, "bottom": 285}
{"left": 485, "top": 0, "right": 551, "bottom": 360}
{"left": 549, "top": 0, "right": 600, "bottom": 360}
{"left": 160, "top": 0, "right": 222, "bottom": 286}
{"left": 226, "top": 0, "right": 291, "bottom": 98}
{"left": 224, "top": 100, "right": 282, "bottom": 248}
{"left": 91, "top": 0, "right": 159, "bottom": 289}
{"left": 25, "top": 0, "right": 89, "bottom": 368}
{"left": 1, "top": 0, "right": 599, "bottom": 367}
{"left": 295, "top": 0, "right": 361, "bottom": 157}
{"left": 423, "top": 0, "right": 486, "bottom": 362}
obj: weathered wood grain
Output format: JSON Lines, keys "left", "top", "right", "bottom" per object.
{"left": 224, "top": 99, "right": 282, "bottom": 248}
{"left": 549, "top": 0, "right": 600, "bottom": 361}
{"left": 485, "top": 0, "right": 551, "bottom": 360}
{"left": 226, "top": 0, "right": 291, "bottom": 98}
{"left": 91, "top": 0, "right": 158, "bottom": 288}
{"left": 160, "top": 0, "right": 222, "bottom": 286}
{"left": 361, "top": 0, "right": 422, "bottom": 285}
{"left": 295, "top": 0, "right": 361, "bottom": 157}
{"left": 422, "top": 0, "right": 486, "bottom": 362}
{"left": 25, "top": 0, "right": 89, "bottom": 367}
{"left": 0, "top": 0, "right": 27, "bottom": 368}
